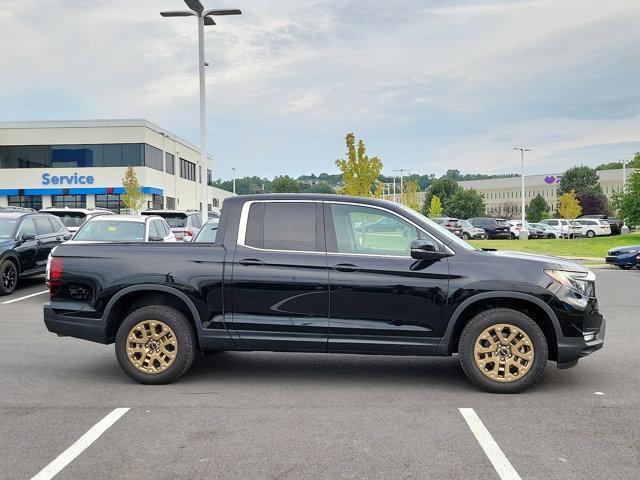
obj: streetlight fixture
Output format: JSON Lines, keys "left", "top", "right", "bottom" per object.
{"left": 514, "top": 147, "right": 531, "bottom": 240}
{"left": 231, "top": 167, "right": 237, "bottom": 194}
{"left": 392, "top": 168, "right": 408, "bottom": 203}
{"left": 160, "top": 0, "right": 241, "bottom": 222}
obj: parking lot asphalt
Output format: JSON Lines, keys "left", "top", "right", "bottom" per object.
{"left": 1, "top": 269, "right": 639, "bottom": 479}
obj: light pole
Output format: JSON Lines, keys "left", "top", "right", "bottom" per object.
{"left": 393, "top": 168, "right": 408, "bottom": 203}
{"left": 231, "top": 167, "right": 237, "bottom": 194}
{"left": 514, "top": 147, "right": 530, "bottom": 239}
{"left": 623, "top": 158, "right": 628, "bottom": 192}
{"left": 161, "top": 1, "right": 241, "bottom": 223}
{"left": 392, "top": 177, "right": 397, "bottom": 202}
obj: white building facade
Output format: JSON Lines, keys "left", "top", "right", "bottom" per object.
{"left": 0, "top": 119, "right": 234, "bottom": 213}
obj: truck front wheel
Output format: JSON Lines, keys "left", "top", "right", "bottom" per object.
{"left": 115, "top": 305, "right": 196, "bottom": 384}
{"left": 458, "top": 308, "right": 548, "bottom": 393}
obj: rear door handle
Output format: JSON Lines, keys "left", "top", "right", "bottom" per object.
{"left": 238, "top": 258, "right": 265, "bottom": 266}
{"left": 37, "top": 240, "right": 44, "bottom": 245}
{"left": 331, "top": 263, "right": 361, "bottom": 273}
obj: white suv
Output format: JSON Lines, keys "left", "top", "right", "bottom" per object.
{"left": 39, "top": 207, "right": 114, "bottom": 234}
{"left": 538, "top": 219, "right": 582, "bottom": 238}
{"left": 576, "top": 218, "right": 611, "bottom": 238}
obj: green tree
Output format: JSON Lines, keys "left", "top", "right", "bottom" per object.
{"left": 526, "top": 194, "right": 550, "bottom": 223}
{"left": 402, "top": 179, "right": 421, "bottom": 211}
{"left": 306, "top": 182, "right": 334, "bottom": 194}
{"left": 121, "top": 166, "right": 146, "bottom": 213}
{"left": 444, "top": 169, "right": 462, "bottom": 181}
{"left": 271, "top": 175, "right": 300, "bottom": 193}
{"left": 613, "top": 171, "right": 640, "bottom": 225}
{"left": 558, "top": 165, "right": 602, "bottom": 196}
{"left": 421, "top": 178, "right": 461, "bottom": 215}
{"left": 335, "top": 133, "right": 383, "bottom": 197}
{"left": 427, "top": 195, "right": 443, "bottom": 217}
{"left": 558, "top": 190, "right": 582, "bottom": 219}
{"left": 445, "top": 189, "right": 485, "bottom": 219}
{"left": 596, "top": 152, "right": 640, "bottom": 170}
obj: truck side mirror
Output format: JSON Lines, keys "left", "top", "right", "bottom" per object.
{"left": 410, "top": 240, "right": 446, "bottom": 260}
{"left": 21, "top": 233, "right": 36, "bottom": 241}
{"left": 148, "top": 235, "right": 164, "bottom": 242}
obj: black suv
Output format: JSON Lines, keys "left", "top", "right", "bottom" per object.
{"left": 0, "top": 209, "right": 71, "bottom": 295}
{"left": 468, "top": 217, "right": 512, "bottom": 239}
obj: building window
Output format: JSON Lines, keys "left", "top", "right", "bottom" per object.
{"left": 207, "top": 169, "right": 212, "bottom": 185}
{"left": 52, "top": 195, "right": 86, "bottom": 208}
{"left": 95, "top": 194, "right": 125, "bottom": 213}
{"left": 166, "top": 152, "right": 175, "bottom": 175}
{"left": 148, "top": 194, "right": 164, "bottom": 210}
{"left": 166, "top": 197, "right": 176, "bottom": 209}
{"left": 144, "top": 144, "right": 164, "bottom": 172}
{"left": 212, "top": 197, "right": 220, "bottom": 208}
{"left": 0, "top": 144, "right": 145, "bottom": 169}
{"left": 199, "top": 166, "right": 202, "bottom": 183}
{"left": 8, "top": 195, "right": 43, "bottom": 210}
{"left": 180, "top": 158, "right": 196, "bottom": 181}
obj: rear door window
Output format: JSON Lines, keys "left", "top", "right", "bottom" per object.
{"left": 35, "top": 216, "right": 55, "bottom": 236}
{"left": 244, "top": 202, "right": 318, "bottom": 252}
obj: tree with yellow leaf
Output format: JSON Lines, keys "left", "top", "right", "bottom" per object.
{"left": 427, "top": 195, "right": 443, "bottom": 217}
{"left": 402, "top": 179, "right": 421, "bottom": 212}
{"left": 335, "top": 133, "right": 383, "bottom": 197}
{"left": 121, "top": 165, "right": 146, "bottom": 213}
{"left": 558, "top": 189, "right": 582, "bottom": 220}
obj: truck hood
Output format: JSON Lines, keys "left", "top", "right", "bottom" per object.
{"left": 485, "top": 250, "right": 590, "bottom": 273}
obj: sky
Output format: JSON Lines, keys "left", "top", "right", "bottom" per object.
{"left": 1, "top": 0, "right": 639, "bottom": 180}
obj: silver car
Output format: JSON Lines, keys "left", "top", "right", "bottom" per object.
{"left": 458, "top": 219, "right": 487, "bottom": 240}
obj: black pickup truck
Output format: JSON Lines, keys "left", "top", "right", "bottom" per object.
{"left": 44, "top": 194, "right": 605, "bottom": 393}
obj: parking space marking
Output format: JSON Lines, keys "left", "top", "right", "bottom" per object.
{"left": 30, "top": 407, "right": 130, "bottom": 480}
{"left": 1, "top": 290, "right": 48, "bottom": 304}
{"left": 459, "top": 408, "right": 522, "bottom": 480}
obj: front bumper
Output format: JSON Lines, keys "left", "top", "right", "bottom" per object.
{"left": 556, "top": 317, "right": 606, "bottom": 368}
{"left": 605, "top": 254, "right": 637, "bottom": 266}
{"left": 44, "top": 303, "right": 108, "bottom": 344}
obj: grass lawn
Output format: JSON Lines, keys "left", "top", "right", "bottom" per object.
{"left": 468, "top": 232, "right": 640, "bottom": 259}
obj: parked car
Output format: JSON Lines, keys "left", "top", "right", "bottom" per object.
{"left": 467, "top": 217, "right": 511, "bottom": 239}
{"left": 580, "top": 215, "right": 623, "bottom": 235}
{"left": 530, "top": 223, "right": 561, "bottom": 239}
{"left": 192, "top": 218, "right": 219, "bottom": 243}
{"left": 39, "top": 207, "right": 114, "bottom": 234}
{"left": 44, "top": 194, "right": 605, "bottom": 393}
{"left": 605, "top": 245, "right": 640, "bottom": 269}
{"left": 0, "top": 210, "right": 71, "bottom": 295}
{"left": 575, "top": 218, "right": 611, "bottom": 238}
{"left": 141, "top": 209, "right": 208, "bottom": 241}
{"left": 538, "top": 219, "right": 582, "bottom": 238}
{"left": 68, "top": 215, "right": 176, "bottom": 243}
{"left": 432, "top": 217, "right": 464, "bottom": 237}
{"left": 458, "top": 219, "right": 487, "bottom": 240}
{"left": 507, "top": 220, "right": 544, "bottom": 239}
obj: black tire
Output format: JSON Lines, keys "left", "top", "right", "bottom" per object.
{"left": 510, "top": 232, "right": 516, "bottom": 239}
{"left": 618, "top": 265, "right": 633, "bottom": 270}
{"left": 0, "top": 260, "right": 18, "bottom": 296}
{"left": 546, "top": 233, "right": 555, "bottom": 239}
{"left": 458, "top": 308, "right": 548, "bottom": 394}
{"left": 115, "top": 305, "right": 197, "bottom": 384}
{"left": 586, "top": 230, "right": 595, "bottom": 238}
{"left": 462, "top": 232, "right": 471, "bottom": 240}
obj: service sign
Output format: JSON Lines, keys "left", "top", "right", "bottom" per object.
{"left": 41, "top": 172, "right": 95, "bottom": 186}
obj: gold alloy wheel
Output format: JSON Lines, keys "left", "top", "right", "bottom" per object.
{"left": 126, "top": 320, "right": 178, "bottom": 374}
{"left": 474, "top": 323, "right": 534, "bottom": 382}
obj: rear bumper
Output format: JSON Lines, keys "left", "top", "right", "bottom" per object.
{"left": 556, "top": 317, "right": 605, "bottom": 368}
{"left": 43, "top": 304, "right": 108, "bottom": 344}
{"left": 605, "top": 254, "right": 636, "bottom": 266}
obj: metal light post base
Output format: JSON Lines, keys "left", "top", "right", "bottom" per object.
{"left": 519, "top": 229, "right": 529, "bottom": 240}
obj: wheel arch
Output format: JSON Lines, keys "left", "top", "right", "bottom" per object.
{"left": 103, "top": 285, "right": 203, "bottom": 344}
{"left": 439, "top": 292, "right": 561, "bottom": 361}
{"left": 0, "top": 252, "right": 21, "bottom": 274}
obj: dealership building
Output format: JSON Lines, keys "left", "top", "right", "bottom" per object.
{"left": 0, "top": 119, "right": 234, "bottom": 213}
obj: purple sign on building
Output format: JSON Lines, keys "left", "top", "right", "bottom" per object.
{"left": 544, "top": 175, "right": 561, "bottom": 184}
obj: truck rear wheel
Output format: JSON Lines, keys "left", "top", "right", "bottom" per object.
{"left": 115, "top": 305, "right": 196, "bottom": 384}
{"left": 458, "top": 308, "right": 548, "bottom": 393}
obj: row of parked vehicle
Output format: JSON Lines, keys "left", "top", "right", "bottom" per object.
{"left": 432, "top": 215, "right": 621, "bottom": 240}
{"left": 0, "top": 206, "right": 220, "bottom": 295}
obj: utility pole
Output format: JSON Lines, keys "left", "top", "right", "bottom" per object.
{"left": 513, "top": 147, "right": 530, "bottom": 239}
{"left": 161, "top": 1, "right": 242, "bottom": 222}
{"left": 393, "top": 168, "right": 408, "bottom": 204}
{"left": 231, "top": 167, "right": 237, "bottom": 194}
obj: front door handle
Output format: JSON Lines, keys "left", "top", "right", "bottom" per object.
{"left": 37, "top": 240, "right": 43, "bottom": 245}
{"left": 331, "top": 263, "right": 361, "bottom": 273}
{"left": 238, "top": 258, "right": 265, "bottom": 266}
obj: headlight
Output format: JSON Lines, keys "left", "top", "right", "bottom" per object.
{"left": 545, "top": 269, "right": 595, "bottom": 297}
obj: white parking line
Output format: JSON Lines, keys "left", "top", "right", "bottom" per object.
{"left": 459, "top": 408, "right": 523, "bottom": 480}
{"left": 1, "top": 290, "right": 48, "bottom": 304}
{"left": 30, "top": 407, "right": 130, "bottom": 480}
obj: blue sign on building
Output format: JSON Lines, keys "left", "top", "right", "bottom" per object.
{"left": 41, "top": 172, "right": 95, "bottom": 186}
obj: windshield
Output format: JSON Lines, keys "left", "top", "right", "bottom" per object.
{"left": 395, "top": 204, "right": 476, "bottom": 251}
{"left": 142, "top": 212, "right": 187, "bottom": 228}
{"left": 0, "top": 218, "right": 18, "bottom": 240}
{"left": 459, "top": 220, "right": 472, "bottom": 228}
{"left": 46, "top": 211, "right": 87, "bottom": 228}
{"left": 73, "top": 220, "right": 145, "bottom": 242}
{"left": 194, "top": 219, "right": 219, "bottom": 243}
